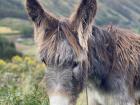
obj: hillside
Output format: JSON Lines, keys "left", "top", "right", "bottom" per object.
{"left": 0, "top": 0, "right": 26, "bottom": 19}
{"left": 97, "top": 0, "right": 140, "bottom": 28}
{"left": 0, "top": 0, "right": 140, "bottom": 31}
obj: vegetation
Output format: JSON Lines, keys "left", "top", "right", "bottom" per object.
{"left": 0, "top": 0, "right": 140, "bottom": 30}
{"left": 0, "top": 0, "right": 139, "bottom": 38}
{"left": 0, "top": 37, "right": 21, "bottom": 60}
{"left": 0, "top": 0, "right": 26, "bottom": 19}
{"left": 0, "top": 56, "right": 49, "bottom": 105}
{"left": 0, "top": 18, "right": 33, "bottom": 37}
{"left": 0, "top": 26, "right": 19, "bottom": 35}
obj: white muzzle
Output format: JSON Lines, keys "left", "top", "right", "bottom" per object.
{"left": 49, "top": 95, "right": 69, "bottom": 105}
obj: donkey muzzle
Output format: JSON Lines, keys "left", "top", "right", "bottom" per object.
{"left": 49, "top": 95, "right": 70, "bottom": 105}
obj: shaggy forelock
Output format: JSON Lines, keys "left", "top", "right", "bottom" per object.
{"left": 35, "top": 20, "right": 84, "bottom": 67}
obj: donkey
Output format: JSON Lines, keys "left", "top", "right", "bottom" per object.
{"left": 26, "top": 0, "right": 140, "bottom": 105}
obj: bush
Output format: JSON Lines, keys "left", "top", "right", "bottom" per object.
{"left": 0, "top": 36, "right": 21, "bottom": 60}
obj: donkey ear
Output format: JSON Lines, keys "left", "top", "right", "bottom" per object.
{"left": 71, "top": 0, "right": 97, "bottom": 32}
{"left": 26, "top": 0, "right": 58, "bottom": 26}
{"left": 26, "top": 0, "right": 45, "bottom": 24}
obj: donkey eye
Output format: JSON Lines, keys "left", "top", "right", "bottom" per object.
{"left": 45, "top": 28, "right": 53, "bottom": 35}
{"left": 45, "top": 28, "right": 50, "bottom": 32}
{"left": 72, "top": 62, "right": 78, "bottom": 68}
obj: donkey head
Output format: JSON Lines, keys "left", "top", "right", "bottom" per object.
{"left": 26, "top": 0, "right": 97, "bottom": 105}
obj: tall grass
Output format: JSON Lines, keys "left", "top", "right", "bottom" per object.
{"left": 0, "top": 56, "right": 49, "bottom": 105}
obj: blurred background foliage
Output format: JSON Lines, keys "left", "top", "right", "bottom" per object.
{"left": 0, "top": 0, "right": 140, "bottom": 105}
{"left": 0, "top": 0, "right": 140, "bottom": 37}
{"left": 0, "top": 0, "right": 140, "bottom": 36}
{"left": 0, "top": 37, "right": 21, "bottom": 60}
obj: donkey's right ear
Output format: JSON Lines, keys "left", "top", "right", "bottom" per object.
{"left": 26, "top": 0, "right": 58, "bottom": 27}
{"left": 26, "top": 0, "right": 46, "bottom": 24}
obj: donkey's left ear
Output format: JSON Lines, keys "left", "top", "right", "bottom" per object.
{"left": 71, "top": 0, "right": 97, "bottom": 33}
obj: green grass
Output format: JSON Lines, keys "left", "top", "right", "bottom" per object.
{"left": 0, "top": 56, "right": 49, "bottom": 105}
{"left": 0, "top": 86, "right": 49, "bottom": 105}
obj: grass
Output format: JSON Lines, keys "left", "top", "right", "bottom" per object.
{"left": 0, "top": 56, "right": 49, "bottom": 105}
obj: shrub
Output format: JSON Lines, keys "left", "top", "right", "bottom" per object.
{"left": 0, "top": 36, "right": 21, "bottom": 60}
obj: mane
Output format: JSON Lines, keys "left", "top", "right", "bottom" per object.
{"left": 93, "top": 26, "right": 140, "bottom": 73}
{"left": 86, "top": 25, "right": 140, "bottom": 80}
{"left": 103, "top": 26, "right": 140, "bottom": 74}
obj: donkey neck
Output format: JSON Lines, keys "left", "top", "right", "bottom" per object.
{"left": 88, "top": 26, "right": 115, "bottom": 86}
